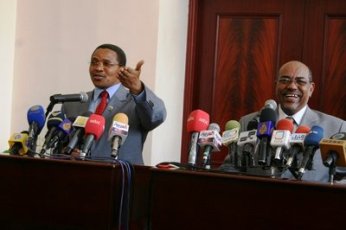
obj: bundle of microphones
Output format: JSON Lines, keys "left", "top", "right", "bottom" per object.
{"left": 187, "top": 99, "right": 346, "bottom": 182}
{"left": 7, "top": 92, "right": 130, "bottom": 161}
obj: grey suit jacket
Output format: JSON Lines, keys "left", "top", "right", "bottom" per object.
{"left": 62, "top": 84, "right": 166, "bottom": 165}
{"left": 239, "top": 106, "right": 346, "bottom": 183}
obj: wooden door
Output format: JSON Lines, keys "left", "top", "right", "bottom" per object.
{"left": 181, "top": 0, "right": 346, "bottom": 165}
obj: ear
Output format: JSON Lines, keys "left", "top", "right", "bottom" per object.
{"left": 309, "top": 82, "right": 315, "bottom": 97}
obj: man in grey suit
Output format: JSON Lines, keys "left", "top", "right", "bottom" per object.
{"left": 62, "top": 44, "right": 166, "bottom": 165}
{"left": 238, "top": 60, "right": 346, "bottom": 183}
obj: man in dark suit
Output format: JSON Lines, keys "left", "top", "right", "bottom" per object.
{"left": 62, "top": 44, "right": 166, "bottom": 164}
{"left": 238, "top": 60, "right": 346, "bottom": 182}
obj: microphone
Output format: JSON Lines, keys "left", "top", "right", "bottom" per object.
{"left": 43, "top": 118, "right": 72, "bottom": 155}
{"left": 271, "top": 118, "right": 294, "bottom": 166}
{"left": 320, "top": 132, "right": 346, "bottom": 167}
{"left": 80, "top": 114, "right": 105, "bottom": 158}
{"left": 198, "top": 123, "right": 222, "bottom": 169}
{"left": 8, "top": 131, "right": 29, "bottom": 155}
{"left": 257, "top": 107, "right": 277, "bottom": 167}
{"left": 263, "top": 99, "right": 277, "bottom": 111}
{"left": 320, "top": 133, "right": 346, "bottom": 182}
{"left": 46, "top": 92, "right": 88, "bottom": 118}
{"left": 40, "top": 111, "right": 66, "bottom": 155}
{"left": 64, "top": 112, "right": 92, "bottom": 154}
{"left": 285, "top": 125, "right": 310, "bottom": 168}
{"left": 50, "top": 92, "right": 88, "bottom": 104}
{"left": 297, "top": 125, "right": 324, "bottom": 179}
{"left": 237, "top": 119, "right": 258, "bottom": 169}
{"left": 221, "top": 120, "right": 241, "bottom": 168}
{"left": 109, "top": 113, "right": 129, "bottom": 159}
{"left": 186, "top": 109, "right": 210, "bottom": 165}
{"left": 27, "top": 105, "right": 46, "bottom": 152}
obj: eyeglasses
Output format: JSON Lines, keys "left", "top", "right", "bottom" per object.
{"left": 90, "top": 60, "right": 119, "bottom": 68}
{"left": 277, "top": 76, "right": 312, "bottom": 87}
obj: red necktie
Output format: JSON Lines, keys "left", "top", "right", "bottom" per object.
{"left": 95, "top": 90, "right": 108, "bottom": 115}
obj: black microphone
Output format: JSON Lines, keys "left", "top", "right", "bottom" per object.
{"left": 50, "top": 92, "right": 88, "bottom": 103}
{"left": 237, "top": 119, "right": 258, "bottom": 169}
{"left": 257, "top": 107, "right": 277, "bottom": 167}
{"left": 46, "top": 92, "right": 88, "bottom": 118}
{"left": 43, "top": 118, "right": 72, "bottom": 155}
{"left": 40, "top": 111, "right": 66, "bottom": 155}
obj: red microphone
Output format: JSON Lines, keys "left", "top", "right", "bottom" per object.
{"left": 271, "top": 118, "right": 294, "bottom": 165}
{"left": 187, "top": 109, "right": 210, "bottom": 165}
{"left": 80, "top": 114, "right": 105, "bottom": 158}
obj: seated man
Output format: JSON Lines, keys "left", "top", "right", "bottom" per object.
{"left": 237, "top": 60, "right": 346, "bottom": 182}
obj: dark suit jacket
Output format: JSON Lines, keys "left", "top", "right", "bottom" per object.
{"left": 239, "top": 106, "right": 346, "bottom": 182}
{"left": 62, "top": 84, "right": 166, "bottom": 164}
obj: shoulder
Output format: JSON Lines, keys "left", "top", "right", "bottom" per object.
{"left": 239, "top": 111, "right": 259, "bottom": 131}
{"left": 307, "top": 108, "right": 346, "bottom": 136}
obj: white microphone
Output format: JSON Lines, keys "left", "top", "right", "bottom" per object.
{"left": 285, "top": 125, "right": 310, "bottom": 168}
{"left": 222, "top": 121, "right": 240, "bottom": 165}
{"left": 270, "top": 118, "right": 294, "bottom": 166}
{"left": 109, "top": 113, "right": 129, "bottom": 159}
{"left": 198, "top": 123, "right": 222, "bottom": 169}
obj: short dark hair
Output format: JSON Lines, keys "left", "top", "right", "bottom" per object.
{"left": 93, "top": 44, "right": 127, "bottom": 66}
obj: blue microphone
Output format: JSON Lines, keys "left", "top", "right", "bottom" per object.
{"left": 297, "top": 125, "right": 324, "bottom": 179}
{"left": 27, "top": 105, "right": 46, "bottom": 152}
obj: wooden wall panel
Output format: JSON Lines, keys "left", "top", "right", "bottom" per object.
{"left": 214, "top": 16, "right": 279, "bottom": 126}
{"left": 322, "top": 18, "right": 346, "bottom": 118}
{"left": 181, "top": 0, "right": 346, "bottom": 165}
{"left": 182, "top": 0, "right": 304, "bottom": 164}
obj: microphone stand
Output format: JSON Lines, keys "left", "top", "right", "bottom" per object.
{"left": 323, "top": 151, "right": 338, "bottom": 184}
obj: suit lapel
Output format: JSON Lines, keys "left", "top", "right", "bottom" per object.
{"left": 300, "top": 107, "right": 318, "bottom": 126}
{"left": 102, "top": 85, "right": 131, "bottom": 118}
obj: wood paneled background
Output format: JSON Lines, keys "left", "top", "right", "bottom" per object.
{"left": 181, "top": 0, "right": 346, "bottom": 165}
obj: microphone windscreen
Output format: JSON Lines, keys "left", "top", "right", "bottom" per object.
{"left": 304, "top": 125, "right": 324, "bottom": 146}
{"left": 187, "top": 109, "right": 210, "bottom": 132}
{"left": 27, "top": 105, "right": 46, "bottom": 130}
{"left": 259, "top": 107, "right": 277, "bottom": 123}
{"left": 296, "top": 125, "right": 310, "bottom": 133}
{"left": 264, "top": 99, "right": 277, "bottom": 111}
{"left": 247, "top": 119, "right": 258, "bottom": 130}
{"left": 84, "top": 114, "right": 105, "bottom": 140}
{"left": 276, "top": 118, "right": 294, "bottom": 132}
{"left": 80, "top": 92, "right": 88, "bottom": 103}
{"left": 113, "top": 112, "right": 129, "bottom": 124}
{"left": 208, "top": 123, "right": 220, "bottom": 132}
{"left": 224, "top": 120, "right": 240, "bottom": 131}
{"left": 47, "top": 111, "right": 65, "bottom": 129}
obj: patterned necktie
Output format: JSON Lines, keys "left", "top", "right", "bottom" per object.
{"left": 95, "top": 90, "right": 109, "bottom": 115}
